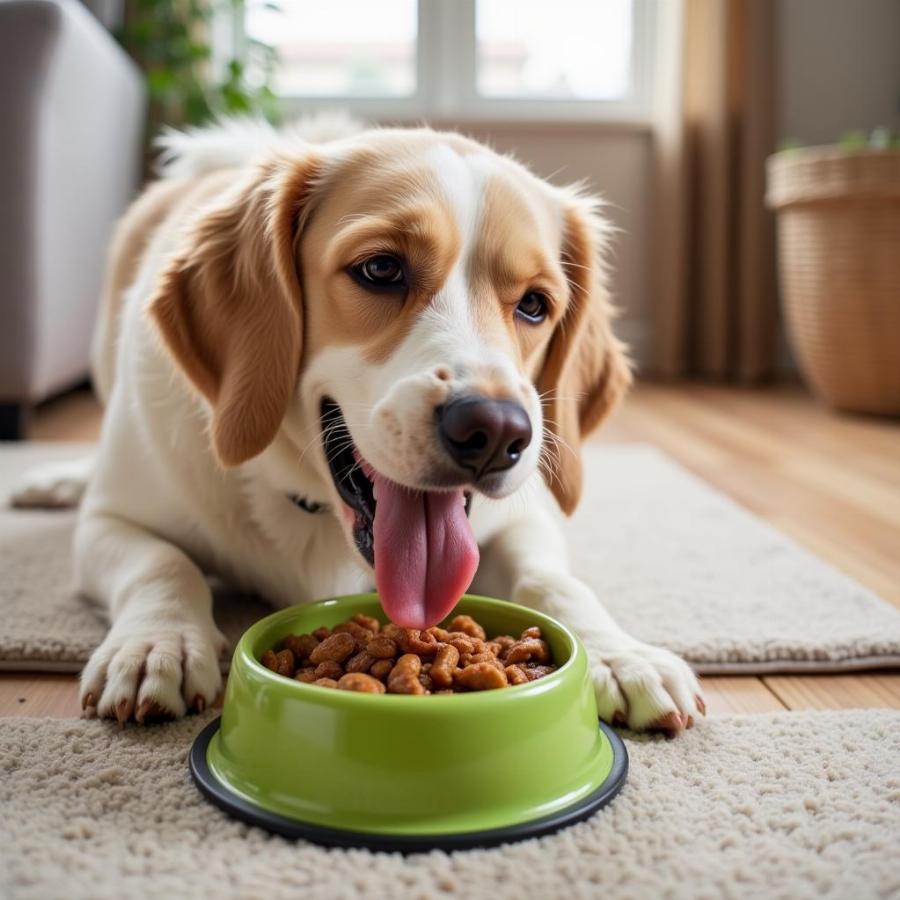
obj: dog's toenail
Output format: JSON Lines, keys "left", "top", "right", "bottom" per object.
{"left": 193, "top": 694, "right": 206, "bottom": 713}
{"left": 82, "top": 692, "right": 95, "bottom": 710}
{"left": 651, "top": 711, "right": 684, "bottom": 738}
{"left": 695, "top": 694, "right": 707, "bottom": 716}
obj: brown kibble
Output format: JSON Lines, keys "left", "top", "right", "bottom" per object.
{"left": 369, "top": 659, "right": 394, "bottom": 680}
{"left": 351, "top": 613, "right": 381, "bottom": 633}
{"left": 523, "top": 664, "right": 556, "bottom": 681}
{"left": 366, "top": 636, "right": 398, "bottom": 659}
{"left": 314, "top": 660, "right": 344, "bottom": 680}
{"left": 430, "top": 644, "right": 460, "bottom": 688}
{"left": 337, "top": 672, "right": 386, "bottom": 694}
{"left": 505, "top": 638, "right": 550, "bottom": 665}
{"left": 454, "top": 662, "right": 508, "bottom": 691}
{"left": 262, "top": 648, "right": 294, "bottom": 677}
{"left": 345, "top": 650, "right": 375, "bottom": 673}
{"left": 333, "top": 620, "right": 375, "bottom": 647}
{"left": 447, "top": 636, "right": 475, "bottom": 655}
{"left": 283, "top": 633, "right": 320, "bottom": 662}
{"left": 448, "top": 615, "right": 486, "bottom": 640}
{"left": 388, "top": 654, "right": 425, "bottom": 694}
{"left": 309, "top": 631, "right": 355, "bottom": 664}
{"left": 461, "top": 651, "right": 497, "bottom": 667}
{"left": 398, "top": 628, "right": 439, "bottom": 656}
{"left": 263, "top": 612, "right": 553, "bottom": 695}
{"left": 504, "top": 664, "right": 529, "bottom": 685}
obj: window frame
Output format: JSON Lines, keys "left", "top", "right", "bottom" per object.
{"left": 234, "top": 0, "right": 656, "bottom": 124}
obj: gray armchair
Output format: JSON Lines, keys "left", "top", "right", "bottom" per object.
{"left": 0, "top": 0, "right": 144, "bottom": 437}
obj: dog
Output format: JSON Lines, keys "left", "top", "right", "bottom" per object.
{"left": 13, "top": 118, "right": 703, "bottom": 732}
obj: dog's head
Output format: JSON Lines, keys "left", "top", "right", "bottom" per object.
{"left": 149, "top": 128, "right": 631, "bottom": 626}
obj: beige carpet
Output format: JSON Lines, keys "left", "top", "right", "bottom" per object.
{"left": 1, "top": 710, "right": 898, "bottom": 899}
{"left": 2, "top": 443, "right": 900, "bottom": 674}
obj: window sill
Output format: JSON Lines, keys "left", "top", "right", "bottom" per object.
{"left": 408, "top": 117, "right": 652, "bottom": 136}
{"left": 278, "top": 105, "right": 652, "bottom": 136}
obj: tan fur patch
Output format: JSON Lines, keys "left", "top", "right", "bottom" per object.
{"left": 92, "top": 172, "right": 238, "bottom": 400}
{"left": 149, "top": 153, "right": 321, "bottom": 467}
{"left": 301, "top": 143, "right": 463, "bottom": 367}
{"left": 536, "top": 202, "right": 633, "bottom": 514}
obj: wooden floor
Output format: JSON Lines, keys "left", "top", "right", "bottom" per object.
{"left": 3, "top": 381, "right": 899, "bottom": 718}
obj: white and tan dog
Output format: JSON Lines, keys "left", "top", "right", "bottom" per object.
{"left": 15, "top": 119, "right": 703, "bottom": 732}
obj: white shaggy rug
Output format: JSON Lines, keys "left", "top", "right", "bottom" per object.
{"left": 2, "top": 442, "right": 900, "bottom": 674}
{"left": 1, "top": 710, "right": 898, "bottom": 899}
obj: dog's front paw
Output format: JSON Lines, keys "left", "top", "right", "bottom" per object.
{"left": 584, "top": 637, "right": 705, "bottom": 737}
{"left": 80, "top": 617, "right": 227, "bottom": 724}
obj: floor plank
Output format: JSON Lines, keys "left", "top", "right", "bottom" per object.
{"left": 700, "top": 676, "right": 786, "bottom": 714}
{"left": 0, "top": 674, "right": 81, "bottom": 718}
{"left": 764, "top": 674, "right": 900, "bottom": 710}
{"left": 29, "top": 387, "right": 102, "bottom": 443}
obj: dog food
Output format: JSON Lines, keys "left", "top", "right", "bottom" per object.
{"left": 260, "top": 612, "right": 557, "bottom": 693}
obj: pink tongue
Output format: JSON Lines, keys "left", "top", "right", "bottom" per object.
{"left": 372, "top": 475, "right": 479, "bottom": 629}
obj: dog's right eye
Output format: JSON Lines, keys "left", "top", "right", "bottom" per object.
{"left": 352, "top": 255, "right": 407, "bottom": 290}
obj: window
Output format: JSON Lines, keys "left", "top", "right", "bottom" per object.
{"left": 240, "top": 0, "right": 654, "bottom": 122}
{"left": 476, "top": 0, "right": 634, "bottom": 101}
{"left": 246, "top": 0, "right": 418, "bottom": 98}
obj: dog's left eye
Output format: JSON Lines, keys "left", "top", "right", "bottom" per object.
{"left": 353, "top": 255, "right": 406, "bottom": 289}
{"left": 516, "top": 291, "right": 549, "bottom": 323}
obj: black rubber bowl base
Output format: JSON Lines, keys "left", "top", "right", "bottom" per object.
{"left": 189, "top": 717, "right": 628, "bottom": 853}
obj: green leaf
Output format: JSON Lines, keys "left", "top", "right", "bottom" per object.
{"left": 838, "top": 130, "right": 868, "bottom": 151}
{"left": 147, "top": 68, "right": 176, "bottom": 95}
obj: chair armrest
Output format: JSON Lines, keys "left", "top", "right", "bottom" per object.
{"left": 0, "top": 0, "right": 145, "bottom": 402}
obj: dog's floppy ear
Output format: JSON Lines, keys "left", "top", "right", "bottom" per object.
{"left": 537, "top": 196, "right": 633, "bottom": 514}
{"left": 149, "top": 153, "right": 319, "bottom": 467}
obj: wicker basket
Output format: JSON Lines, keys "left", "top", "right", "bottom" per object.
{"left": 767, "top": 148, "right": 900, "bottom": 415}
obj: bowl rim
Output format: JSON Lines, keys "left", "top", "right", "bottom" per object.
{"left": 235, "top": 593, "right": 581, "bottom": 706}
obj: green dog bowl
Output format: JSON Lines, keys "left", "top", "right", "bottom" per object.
{"left": 190, "top": 594, "right": 627, "bottom": 851}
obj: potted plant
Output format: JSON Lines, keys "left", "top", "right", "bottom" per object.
{"left": 766, "top": 129, "right": 900, "bottom": 415}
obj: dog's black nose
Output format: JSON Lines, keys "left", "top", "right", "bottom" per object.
{"left": 438, "top": 396, "right": 533, "bottom": 477}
